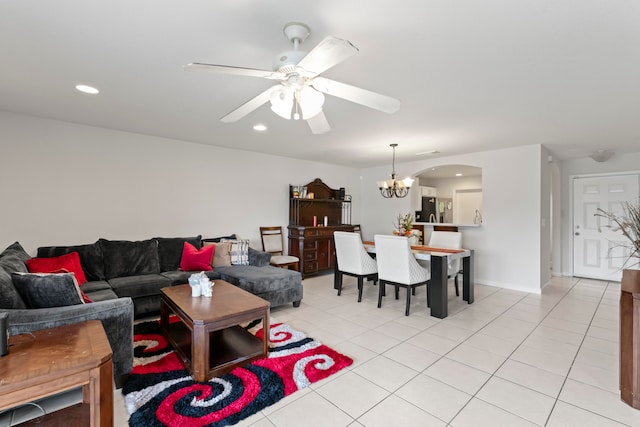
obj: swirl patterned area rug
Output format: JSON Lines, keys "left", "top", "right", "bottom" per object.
{"left": 123, "top": 319, "right": 353, "bottom": 426}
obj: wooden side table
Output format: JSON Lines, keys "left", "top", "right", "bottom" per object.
{"left": 0, "top": 320, "right": 113, "bottom": 426}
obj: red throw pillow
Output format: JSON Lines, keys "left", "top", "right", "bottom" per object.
{"left": 26, "top": 252, "right": 88, "bottom": 285}
{"left": 180, "top": 242, "right": 214, "bottom": 271}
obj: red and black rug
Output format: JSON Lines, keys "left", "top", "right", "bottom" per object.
{"left": 122, "top": 319, "right": 353, "bottom": 426}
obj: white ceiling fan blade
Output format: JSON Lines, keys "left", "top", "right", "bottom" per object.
{"left": 221, "top": 85, "right": 281, "bottom": 122}
{"left": 184, "top": 63, "right": 285, "bottom": 80}
{"left": 296, "top": 36, "right": 358, "bottom": 77}
{"left": 312, "top": 77, "right": 401, "bottom": 114}
{"left": 307, "top": 111, "right": 331, "bottom": 134}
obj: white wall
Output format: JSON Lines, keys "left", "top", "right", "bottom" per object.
{"left": 8, "top": 110, "right": 618, "bottom": 294}
{"left": 539, "top": 146, "right": 552, "bottom": 288}
{"left": 559, "top": 152, "right": 640, "bottom": 276}
{"left": 0, "top": 112, "right": 361, "bottom": 255}
{"left": 359, "top": 144, "right": 546, "bottom": 293}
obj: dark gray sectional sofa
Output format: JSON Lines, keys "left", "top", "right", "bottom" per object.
{"left": 0, "top": 235, "right": 303, "bottom": 380}
{"left": 36, "top": 235, "right": 303, "bottom": 317}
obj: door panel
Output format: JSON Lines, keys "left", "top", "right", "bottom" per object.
{"left": 573, "top": 174, "right": 639, "bottom": 281}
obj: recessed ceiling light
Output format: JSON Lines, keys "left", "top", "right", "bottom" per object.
{"left": 455, "top": 173, "right": 463, "bottom": 177}
{"left": 415, "top": 150, "right": 440, "bottom": 155}
{"left": 253, "top": 124, "right": 267, "bottom": 131}
{"left": 75, "top": 84, "right": 99, "bottom": 94}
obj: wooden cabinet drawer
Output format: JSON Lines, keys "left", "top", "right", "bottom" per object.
{"left": 303, "top": 240, "right": 318, "bottom": 250}
{"left": 289, "top": 228, "right": 303, "bottom": 238}
{"left": 304, "top": 229, "right": 318, "bottom": 237}
{"left": 318, "top": 228, "right": 335, "bottom": 237}
{"left": 304, "top": 250, "right": 317, "bottom": 260}
{"left": 304, "top": 260, "right": 318, "bottom": 273}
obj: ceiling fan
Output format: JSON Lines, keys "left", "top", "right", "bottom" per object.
{"left": 184, "top": 22, "right": 401, "bottom": 134}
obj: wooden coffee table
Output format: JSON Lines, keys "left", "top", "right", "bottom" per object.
{"left": 160, "top": 280, "right": 270, "bottom": 382}
{"left": 0, "top": 320, "right": 113, "bottom": 426}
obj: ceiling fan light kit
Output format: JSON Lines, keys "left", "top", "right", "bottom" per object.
{"left": 378, "top": 143, "right": 414, "bottom": 198}
{"left": 184, "top": 22, "right": 400, "bottom": 134}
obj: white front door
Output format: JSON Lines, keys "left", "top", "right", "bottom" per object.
{"left": 573, "top": 174, "right": 640, "bottom": 281}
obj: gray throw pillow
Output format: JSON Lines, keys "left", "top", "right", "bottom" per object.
{"left": 0, "top": 242, "right": 30, "bottom": 309}
{"left": 12, "top": 272, "right": 84, "bottom": 308}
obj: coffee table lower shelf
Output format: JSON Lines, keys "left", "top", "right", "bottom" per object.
{"left": 165, "top": 321, "right": 266, "bottom": 379}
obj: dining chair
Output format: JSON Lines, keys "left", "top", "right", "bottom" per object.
{"left": 259, "top": 226, "right": 299, "bottom": 271}
{"left": 427, "top": 231, "right": 463, "bottom": 296}
{"left": 374, "top": 234, "right": 430, "bottom": 316}
{"left": 333, "top": 231, "right": 378, "bottom": 302}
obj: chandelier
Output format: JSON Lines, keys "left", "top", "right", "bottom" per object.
{"left": 377, "top": 143, "right": 414, "bottom": 198}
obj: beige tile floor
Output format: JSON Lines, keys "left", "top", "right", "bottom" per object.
{"left": 114, "top": 274, "right": 640, "bottom": 426}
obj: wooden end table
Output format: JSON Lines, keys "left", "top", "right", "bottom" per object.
{"left": 0, "top": 320, "right": 113, "bottom": 426}
{"left": 160, "top": 281, "right": 270, "bottom": 382}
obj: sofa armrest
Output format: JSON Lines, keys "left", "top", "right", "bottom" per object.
{"left": 2, "top": 298, "right": 134, "bottom": 378}
{"left": 249, "top": 247, "right": 271, "bottom": 267}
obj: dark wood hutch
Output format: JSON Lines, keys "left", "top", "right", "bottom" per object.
{"left": 288, "top": 178, "right": 357, "bottom": 278}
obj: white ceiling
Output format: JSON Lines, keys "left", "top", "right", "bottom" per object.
{"left": 1, "top": 0, "right": 638, "bottom": 168}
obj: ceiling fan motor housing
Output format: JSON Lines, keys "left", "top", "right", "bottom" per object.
{"left": 274, "top": 23, "right": 310, "bottom": 73}
{"left": 272, "top": 50, "right": 307, "bottom": 73}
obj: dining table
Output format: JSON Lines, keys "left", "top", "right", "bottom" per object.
{"left": 356, "top": 240, "right": 474, "bottom": 319}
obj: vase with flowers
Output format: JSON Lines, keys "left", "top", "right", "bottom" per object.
{"left": 393, "top": 213, "right": 420, "bottom": 245}
{"left": 596, "top": 198, "right": 640, "bottom": 408}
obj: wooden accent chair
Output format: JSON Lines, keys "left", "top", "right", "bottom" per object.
{"left": 259, "top": 226, "right": 299, "bottom": 271}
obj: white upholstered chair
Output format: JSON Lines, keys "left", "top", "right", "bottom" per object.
{"left": 333, "top": 231, "right": 378, "bottom": 302}
{"left": 374, "top": 234, "right": 430, "bottom": 316}
{"left": 427, "top": 231, "right": 463, "bottom": 296}
{"left": 259, "top": 226, "right": 299, "bottom": 271}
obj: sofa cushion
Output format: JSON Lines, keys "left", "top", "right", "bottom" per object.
{"left": 26, "top": 252, "right": 88, "bottom": 285}
{"left": 81, "top": 280, "right": 112, "bottom": 293}
{"left": 84, "top": 288, "right": 119, "bottom": 302}
{"left": 99, "top": 239, "right": 160, "bottom": 279}
{"left": 108, "top": 274, "right": 171, "bottom": 298}
{"left": 248, "top": 247, "right": 271, "bottom": 267}
{"left": 0, "top": 269, "right": 26, "bottom": 309}
{"left": 180, "top": 242, "right": 214, "bottom": 271}
{"left": 37, "top": 242, "right": 105, "bottom": 281}
{"left": 215, "top": 265, "right": 301, "bottom": 295}
{"left": 0, "top": 242, "right": 30, "bottom": 309}
{"left": 0, "top": 242, "right": 30, "bottom": 273}
{"left": 12, "top": 272, "right": 84, "bottom": 308}
{"left": 155, "top": 236, "right": 202, "bottom": 272}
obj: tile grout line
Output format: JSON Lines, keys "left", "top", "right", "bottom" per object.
{"left": 441, "top": 277, "right": 587, "bottom": 426}
{"left": 542, "top": 279, "right": 629, "bottom": 427}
